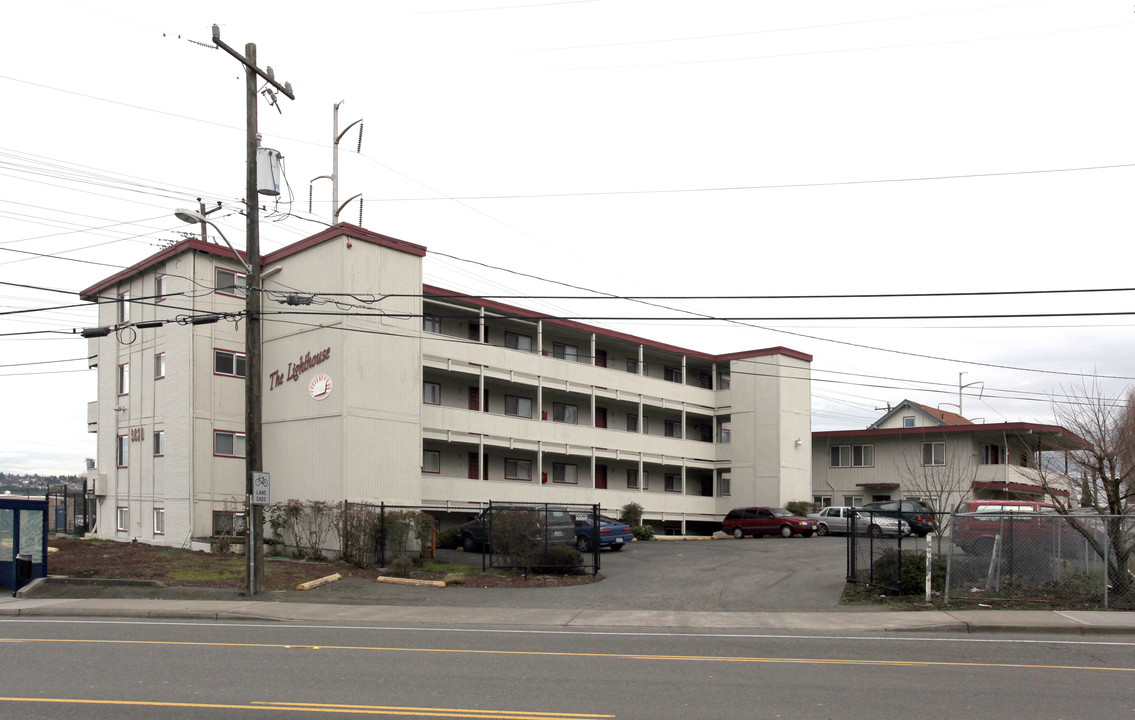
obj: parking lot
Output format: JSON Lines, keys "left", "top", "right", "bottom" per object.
{"left": 298, "top": 534, "right": 856, "bottom": 612}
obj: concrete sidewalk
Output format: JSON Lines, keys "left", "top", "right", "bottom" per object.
{"left": 2, "top": 595, "right": 1134, "bottom": 635}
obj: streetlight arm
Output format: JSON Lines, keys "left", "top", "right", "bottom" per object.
{"left": 174, "top": 208, "right": 252, "bottom": 275}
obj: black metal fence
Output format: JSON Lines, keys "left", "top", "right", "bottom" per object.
{"left": 846, "top": 509, "right": 1135, "bottom": 609}
{"left": 45, "top": 484, "right": 95, "bottom": 536}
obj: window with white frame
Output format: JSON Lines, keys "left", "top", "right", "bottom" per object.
{"left": 505, "top": 395, "right": 532, "bottom": 418}
{"left": 116, "top": 506, "right": 128, "bottom": 532}
{"left": 665, "top": 473, "right": 681, "bottom": 492}
{"left": 505, "top": 458, "right": 532, "bottom": 480}
{"left": 423, "top": 314, "right": 441, "bottom": 334}
{"left": 423, "top": 382, "right": 441, "bottom": 405}
{"left": 504, "top": 332, "right": 533, "bottom": 352}
{"left": 154, "top": 352, "right": 165, "bottom": 379}
{"left": 422, "top": 450, "right": 440, "bottom": 473}
{"left": 626, "top": 414, "right": 639, "bottom": 432}
{"left": 153, "top": 430, "right": 165, "bottom": 457}
{"left": 627, "top": 469, "right": 639, "bottom": 488}
{"left": 626, "top": 358, "right": 639, "bottom": 374}
{"left": 117, "top": 291, "right": 130, "bottom": 323}
{"left": 719, "top": 374, "right": 731, "bottom": 389}
{"left": 552, "top": 402, "right": 578, "bottom": 424}
{"left": 116, "top": 435, "right": 128, "bottom": 467}
{"left": 213, "top": 511, "right": 246, "bottom": 536}
{"left": 813, "top": 495, "right": 832, "bottom": 508}
{"left": 214, "top": 349, "right": 246, "bottom": 378}
{"left": 664, "top": 420, "right": 682, "bottom": 438}
{"left": 922, "top": 441, "right": 945, "bottom": 466}
{"left": 829, "top": 444, "right": 874, "bottom": 468}
{"left": 719, "top": 427, "right": 731, "bottom": 443}
{"left": 155, "top": 274, "right": 168, "bottom": 302}
{"left": 117, "top": 363, "right": 129, "bottom": 395}
{"left": 980, "top": 443, "right": 1002, "bottom": 465}
{"left": 720, "top": 476, "right": 731, "bottom": 496}
{"left": 843, "top": 495, "right": 863, "bottom": 506}
{"left": 216, "top": 268, "right": 247, "bottom": 297}
{"left": 903, "top": 416, "right": 915, "bottom": 428}
{"left": 552, "top": 463, "right": 578, "bottom": 484}
{"left": 214, "top": 431, "right": 246, "bottom": 458}
{"left": 664, "top": 366, "right": 682, "bottom": 383}
{"left": 552, "top": 342, "right": 578, "bottom": 362}
{"left": 153, "top": 508, "right": 165, "bottom": 535}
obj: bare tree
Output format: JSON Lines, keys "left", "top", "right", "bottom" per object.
{"left": 1040, "top": 378, "right": 1135, "bottom": 596}
{"left": 896, "top": 435, "right": 976, "bottom": 552}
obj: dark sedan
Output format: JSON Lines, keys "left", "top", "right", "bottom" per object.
{"left": 571, "top": 514, "right": 633, "bottom": 552}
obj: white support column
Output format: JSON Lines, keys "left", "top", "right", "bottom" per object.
{"left": 478, "top": 436, "right": 484, "bottom": 481}
{"left": 590, "top": 333, "right": 596, "bottom": 366}
{"left": 637, "top": 345, "right": 644, "bottom": 376}
{"left": 681, "top": 355, "right": 687, "bottom": 385}
{"left": 537, "top": 441, "right": 543, "bottom": 487}
{"left": 638, "top": 455, "right": 644, "bottom": 493}
{"left": 591, "top": 386, "right": 597, "bottom": 427}
{"left": 537, "top": 320, "right": 543, "bottom": 356}
{"left": 537, "top": 377, "right": 544, "bottom": 422}
{"left": 591, "top": 448, "right": 596, "bottom": 490}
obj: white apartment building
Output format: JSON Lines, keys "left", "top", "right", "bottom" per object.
{"left": 80, "top": 223, "right": 812, "bottom": 547}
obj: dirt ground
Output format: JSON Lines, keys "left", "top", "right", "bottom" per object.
{"left": 43, "top": 537, "right": 596, "bottom": 595}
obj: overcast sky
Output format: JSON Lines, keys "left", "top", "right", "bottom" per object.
{"left": 2, "top": 1, "right": 1133, "bottom": 475}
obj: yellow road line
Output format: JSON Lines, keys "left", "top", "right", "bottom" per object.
{"left": 0, "top": 697, "right": 611, "bottom": 719}
{"left": 2, "top": 636, "right": 1133, "bottom": 673}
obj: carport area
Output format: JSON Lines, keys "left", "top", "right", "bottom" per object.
{"left": 0, "top": 498, "right": 48, "bottom": 596}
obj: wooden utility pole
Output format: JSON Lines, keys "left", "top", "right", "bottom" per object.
{"left": 211, "top": 25, "right": 294, "bottom": 596}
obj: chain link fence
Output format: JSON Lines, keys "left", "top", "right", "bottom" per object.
{"left": 465, "top": 501, "right": 600, "bottom": 576}
{"left": 847, "top": 508, "right": 1135, "bottom": 609}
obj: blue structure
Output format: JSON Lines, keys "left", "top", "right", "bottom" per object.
{"left": 0, "top": 498, "right": 48, "bottom": 596}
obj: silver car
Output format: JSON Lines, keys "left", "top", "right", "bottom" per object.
{"left": 807, "top": 506, "right": 910, "bottom": 537}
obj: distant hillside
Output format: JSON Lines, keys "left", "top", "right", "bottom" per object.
{"left": 0, "top": 473, "right": 86, "bottom": 495}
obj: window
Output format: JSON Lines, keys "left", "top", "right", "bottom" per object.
{"left": 552, "top": 402, "right": 578, "bottom": 424}
{"left": 117, "top": 363, "right": 129, "bottom": 395}
{"left": 626, "top": 359, "right": 640, "bottom": 374}
{"left": 422, "top": 450, "right": 440, "bottom": 473}
{"left": 719, "top": 374, "right": 731, "bottom": 390}
{"left": 902, "top": 415, "right": 915, "bottom": 428}
{"left": 552, "top": 463, "right": 577, "bottom": 484}
{"left": 116, "top": 506, "right": 128, "bottom": 532}
{"left": 116, "top": 435, "right": 128, "bottom": 468}
{"left": 505, "top": 395, "right": 532, "bottom": 418}
{"left": 216, "top": 268, "right": 247, "bottom": 297}
{"left": 504, "top": 332, "right": 532, "bottom": 352}
{"left": 423, "top": 382, "right": 441, "bottom": 405}
{"left": 664, "top": 420, "right": 682, "bottom": 438}
{"left": 505, "top": 458, "right": 532, "bottom": 480}
{"left": 665, "top": 473, "right": 682, "bottom": 493}
{"left": 553, "top": 343, "right": 578, "bottom": 362}
{"left": 423, "top": 314, "right": 441, "bottom": 334}
{"left": 980, "top": 443, "right": 1002, "bottom": 465}
{"left": 922, "top": 441, "right": 945, "bottom": 466}
{"left": 829, "top": 444, "right": 874, "bottom": 468}
{"left": 214, "top": 431, "right": 246, "bottom": 458}
{"left": 664, "top": 366, "right": 682, "bottom": 383}
{"left": 153, "top": 508, "right": 165, "bottom": 535}
{"left": 627, "top": 469, "right": 639, "bottom": 488}
{"left": 153, "top": 431, "right": 165, "bottom": 457}
{"left": 813, "top": 495, "right": 833, "bottom": 508}
{"left": 719, "top": 428, "right": 732, "bottom": 444}
{"left": 155, "top": 274, "right": 168, "bottom": 302}
{"left": 843, "top": 495, "right": 863, "bottom": 506}
{"left": 627, "top": 414, "right": 639, "bottom": 432}
{"left": 720, "top": 477, "right": 731, "bottom": 496}
{"left": 154, "top": 352, "right": 165, "bottom": 380}
{"left": 213, "top": 511, "right": 246, "bottom": 536}
{"left": 214, "top": 349, "right": 247, "bottom": 378}
{"left": 117, "top": 291, "right": 130, "bottom": 323}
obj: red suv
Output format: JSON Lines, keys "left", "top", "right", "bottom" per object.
{"left": 722, "top": 507, "right": 818, "bottom": 539}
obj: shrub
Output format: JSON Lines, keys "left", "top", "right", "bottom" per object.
{"left": 528, "top": 545, "right": 584, "bottom": 575}
{"left": 632, "top": 525, "right": 656, "bottom": 541}
{"left": 621, "top": 502, "right": 644, "bottom": 527}
{"left": 785, "top": 500, "right": 814, "bottom": 517}
{"left": 436, "top": 528, "right": 461, "bottom": 550}
{"left": 873, "top": 549, "right": 946, "bottom": 594}
{"left": 387, "top": 555, "right": 414, "bottom": 578}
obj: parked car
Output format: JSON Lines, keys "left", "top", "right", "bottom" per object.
{"left": 951, "top": 499, "right": 1105, "bottom": 556}
{"left": 571, "top": 513, "right": 633, "bottom": 552}
{"left": 807, "top": 506, "right": 910, "bottom": 537}
{"left": 722, "top": 507, "right": 818, "bottom": 538}
{"left": 860, "top": 499, "right": 937, "bottom": 537}
{"left": 458, "top": 506, "right": 576, "bottom": 552}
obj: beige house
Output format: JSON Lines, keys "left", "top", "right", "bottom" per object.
{"left": 811, "top": 400, "right": 1082, "bottom": 512}
{"left": 80, "top": 223, "right": 812, "bottom": 547}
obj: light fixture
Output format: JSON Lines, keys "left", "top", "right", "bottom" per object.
{"left": 113, "top": 405, "right": 127, "bottom": 412}
{"left": 794, "top": 437, "right": 803, "bottom": 447}
{"left": 174, "top": 208, "right": 252, "bottom": 274}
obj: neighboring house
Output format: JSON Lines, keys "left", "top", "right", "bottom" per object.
{"left": 811, "top": 400, "right": 1083, "bottom": 512}
{"left": 79, "top": 223, "right": 813, "bottom": 547}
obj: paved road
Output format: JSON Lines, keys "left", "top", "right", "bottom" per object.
{"left": 3, "top": 615, "right": 1133, "bottom": 719}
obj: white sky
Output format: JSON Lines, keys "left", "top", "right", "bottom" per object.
{"left": 2, "top": 0, "right": 1133, "bottom": 474}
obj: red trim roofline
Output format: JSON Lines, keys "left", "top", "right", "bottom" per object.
{"left": 423, "top": 285, "right": 812, "bottom": 364}
{"left": 79, "top": 239, "right": 242, "bottom": 301}
{"left": 814, "top": 422, "right": 1087, "bottom": 449}
{"left": 263, "top": 222, "right": 425, "bottom": 263}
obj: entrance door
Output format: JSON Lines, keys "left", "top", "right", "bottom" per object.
{"left": 468, "top": 452, "right": 479, "bottom": 479}
{"left": 595, "top": 349, "right": 607, "bottom": 368}
{"left": 595, "top": 464, "right": 607, "bottom": 489}
{"left": 595, "top": 407, "right": 607, "bottom": 429}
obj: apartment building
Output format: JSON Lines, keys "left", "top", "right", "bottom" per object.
{"left": 80, "top": 223, "right": 812, "bottom": 547}
{"left": 811, "top": 400, "right": 1082, "bottom": 511}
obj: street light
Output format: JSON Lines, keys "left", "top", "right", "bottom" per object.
{"left": 174, "top": 209, "right": 253, "bottom": 274}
